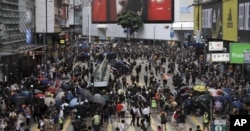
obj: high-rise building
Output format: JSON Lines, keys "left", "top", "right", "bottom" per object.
{"left": 0, "top": 0, "right": 44, "bottom": 81}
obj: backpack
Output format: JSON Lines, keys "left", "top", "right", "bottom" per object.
{"left": 130, "top": 108, "right": 134, "bottom": 115}
{"left": 135, "top": 109, "right": 140, "bottom": 117}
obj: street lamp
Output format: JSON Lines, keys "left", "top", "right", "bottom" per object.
{"left": 88, "top": 0, "right": 92, "bottom": 44}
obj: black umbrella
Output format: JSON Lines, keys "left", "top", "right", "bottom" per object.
{"left": 242, "top": 97, "right": 250, "bottom": 104}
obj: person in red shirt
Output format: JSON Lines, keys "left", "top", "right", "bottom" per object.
{"left": 116, "top": 101, "right": 124, "bottom": 119}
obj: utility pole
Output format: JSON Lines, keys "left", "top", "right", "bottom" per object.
{"left": 44, "top": 0, "right": 47, "bottom": 72}
{"left": 88, "top": 0, "right": 92, "bottom": 44}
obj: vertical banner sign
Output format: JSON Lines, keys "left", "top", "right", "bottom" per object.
{"left": 230, "top": 43, "right": 250, "bottom": 64}
{"left": 193, "top": 5, "right": 202, "bottom": 35}
{"left": 238, "top": 0, "right": 250, "bottom": 42}
{"left": 222, "top": 0, "right": 238, "bottom": 41}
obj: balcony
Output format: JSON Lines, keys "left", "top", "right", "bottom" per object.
{"left": 1, "top": 39, "right": 26, "bottom": 45}
{"left": 2, "top": 0, "right": 19, "bottom": 6}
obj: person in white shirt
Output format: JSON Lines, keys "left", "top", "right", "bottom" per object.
{"left": 59, "top": 107, "right": 64, "bottom": 120}
{"left": 119, "top": 119, "right": 125, "bottom": 131}
{"left": 142, "top": 105, "right": 151, "bottom": 125}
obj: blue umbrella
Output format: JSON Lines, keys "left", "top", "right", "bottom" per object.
{"left": 232, "top": 101, "right": 243, "bottom": 110}
{"left": 40, "top": 79, "right": 54, "bottom": 86}
{"left": 70, "top": 98, "right": 78, "bottom": 107}
{"left": 65, "top": 91, "right": 74, "bottom": 101}
{"left": 222, "top": 88, "right": 232, "bottom": 94}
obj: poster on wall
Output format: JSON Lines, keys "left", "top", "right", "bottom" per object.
{"left": 92, "top": 0, "right": 174, "bottom": 23}
{"left": 238, "top": 0, "right": 250, "bottom": 42}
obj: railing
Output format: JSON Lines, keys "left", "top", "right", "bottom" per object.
{"left": 93, "top": 56, "right": 110, "bottom": 87}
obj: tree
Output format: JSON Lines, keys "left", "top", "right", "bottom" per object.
{"left": 117, "top": 10, "right": 143, "bottom": 41}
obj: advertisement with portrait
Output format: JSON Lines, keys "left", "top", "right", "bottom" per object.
{"left": 92, "top": 0, "right": 174, "bottom": 23}
{"left": 92, "top": 0, "right": 108, "bottom": 22}
{"left": 238, "top": 0, "right": 250, "bottom": 42}
{"left": 222, "top": 0, "right": 238, "bottom": 41}
{"left": 201, "top": 1, "right": 222, "bottom": 39}
{"left": 230, "top": 43, "right": 250, "bottom": 64}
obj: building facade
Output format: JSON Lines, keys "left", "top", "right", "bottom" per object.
{"left": 80, "top": 0, "right": 194, "bottom": 45}
{"left": 0, "top": 0, "right": 44, "bottom": 81}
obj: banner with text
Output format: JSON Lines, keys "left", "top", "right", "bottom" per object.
{"left": 238, "top": 0, "right": 250, "bottom": 42}
{"left": 230, "top": 43, "right": 250, "bottom": 64}
{"left": 222, "top": 0, "right": 238, "bottom": 41}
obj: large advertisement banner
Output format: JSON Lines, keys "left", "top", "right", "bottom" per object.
{"left": 238, "top": 0, "right": 250, "bottom": 42}
{"left": 92, "top": 0, "right": 108, "bottom": 22}
{"left": 222, "top": 0, "right": 238, "bottom": 41}
{"left": 193, "top": 5, "right": 202, "bottom": 34}
{"left": 92, "top": 0, "right": 174, "bottom": 23}
{"left": 202, "top": 1, "right": 222, "bottom": 39}
{"left": 230, "top": 43, "right": 250, "bottom": 64}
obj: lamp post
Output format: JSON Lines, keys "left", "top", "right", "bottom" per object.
{"left": 44, "top": 0, "right": 47, "bottom": 72}
{"left": 153, "top": 25, "right": 156, "bottom": 47}
{"left": 88, "top": 0, "right": 92, "bottom": 44}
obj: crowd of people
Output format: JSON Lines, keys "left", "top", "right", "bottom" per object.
{"left": 0, "top": 41, "right": 249, "bottom": 131}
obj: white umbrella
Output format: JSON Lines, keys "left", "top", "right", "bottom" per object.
{"left": 34, "top": 89, "right": 43, "bottom": 94}
{"left": 55, "top": 92, "right": 65, "bottom": 100}
{"left": 118, "top": 89, "right": 124, "bottom": 95}
{"left": 44, "top": 97, "right": 55, "bottom": 106}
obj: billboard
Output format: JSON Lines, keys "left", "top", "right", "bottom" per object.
{"left": 208, "top": 41, "right": 224, "bottom": 51}
{"left": 222, "top": 0, "right": 238, "bottom": 41}
{"left": 230, "top": 43, "right": 250, "bottom": 64}
{"left": 201, "top": 1, "right": 222, "bottom": 39}
{"left": 206, "top": 53, "right": 229, "bottom": 62}
{"left": 92, "top": 0, "right": 174, "bottom": 23}
{"left": 238, "top": 0, "right": 250, "bottom": 42}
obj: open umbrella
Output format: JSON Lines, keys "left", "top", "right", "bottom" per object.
{"left": 70, "top": 98, "right": 83, "bottom": 107}
{"left": 118, "top": 89, "right": 124, "bottom": 95}
{"left": 90, "top": 94, "right": 106, "bottom": 105}
{"left": 44, "top": 97, "right": 55, "bottom": 106}
{"left": 78, "top": 88, "right": 91, "bottom": 99}
{"left": 178, "top": 86, "right": 190, "bottom": 93}
{"left": 55, "top": 92, "right": 65, "bottom": 100}
{"left": 242, "top": 97, "right": 250, "bottom": 104}
{"left": 214, "top": 101, "right": 223, "bottom": 111}
{"left": 35, "top": 93, "right": 45, "bottom": 98}
{"left": 34, "top": 89, "right": 43, "bottom": 94}
{"left": 208, "top": 88, "right": 219, "bottom": 97}
{"left": 65, "top": 91, "right": 74, "bottom": 101}
{"left": 46, "top": 87, "right": 57, "bottom": 93}
{"left": 162, "top": 73, "right": 170, "bottom": 80}
{"left": 232, "top": 101, "right": 243, "bottom": 110}
{"left": 40, "top": 79, "right": 54, "bottom": 86}
{"left": 193, "top": 85, "right": 208, "bottom": 92}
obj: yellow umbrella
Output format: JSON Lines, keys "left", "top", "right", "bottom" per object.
{"left": 193, "top": 85, "right": 208, "bottom": 92}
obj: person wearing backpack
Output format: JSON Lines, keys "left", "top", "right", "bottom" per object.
{"left": 134, "top": 105, "right": 141, "bottom": 127}
{"left": 160, "top": 110, "right": 167, "bottom": 130}
{"left": 130, "top": 105, "right": 136, "bottom": 126}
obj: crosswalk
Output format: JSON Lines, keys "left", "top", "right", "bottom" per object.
{"left": 107, "top": 111, "right": 203, "bottom": 131}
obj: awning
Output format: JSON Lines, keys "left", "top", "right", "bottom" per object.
{"left": 172, "top": 22, "right": 194, "bottom": 30}
{"left": 96, "top": 24, "right": 107, "bottom": 29}
{"left": 0, "top": 44, "right": 45, "bottom": 56}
